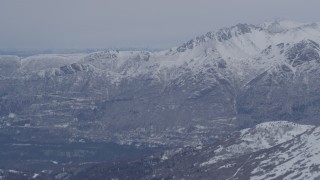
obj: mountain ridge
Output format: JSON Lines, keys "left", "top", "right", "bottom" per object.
{"left": 0, "top": 20, "right": 320, "bottom": 147}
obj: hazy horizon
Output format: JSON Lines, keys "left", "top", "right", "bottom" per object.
{"left": 1, "top": 0, "right": 319, "bottom": 49}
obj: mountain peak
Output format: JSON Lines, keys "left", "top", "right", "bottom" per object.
{"left": 266, "top": 20, "right": 288, "bottom": 33}
{"left": 260, "top": 19, "right": 309, "bottom": 33}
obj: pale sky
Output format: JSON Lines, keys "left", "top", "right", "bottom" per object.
{"left": 0, "top": 0, "right": 319, "bottom": 49}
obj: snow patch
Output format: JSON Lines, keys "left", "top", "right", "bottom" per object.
{"left": 8, "top": 113, "right": 16, "bottom": 118}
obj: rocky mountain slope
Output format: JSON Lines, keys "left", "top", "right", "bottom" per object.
{"left": 55, "top": 121, "right": 320, "bottom": 180}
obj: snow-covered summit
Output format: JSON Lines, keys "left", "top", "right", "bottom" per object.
{"left": 174, "top": 19, "right": 320, "bottom": 55}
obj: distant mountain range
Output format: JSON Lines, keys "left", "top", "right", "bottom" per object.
{"left": 0, "top": 48, "right": 163, "bottom": 57}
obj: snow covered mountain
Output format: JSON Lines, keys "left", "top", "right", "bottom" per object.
{"left": 153, "top": 121, "right": 320, "bottom": 180}
{"left": 55, "top": 121, "right": 320, "bottom": 180}
{"left": 1, "top": 19, "right": 320, "bottom": 147}
{"left": 2, "top": 19, "right": 320, "bottom": 179}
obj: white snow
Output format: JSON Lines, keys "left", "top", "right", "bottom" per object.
{"left": 201, "top": 121, "right": 313, "bottom": 167}
{"left": 218, "top": 163, "right": 236, "bottom": 169}
{"left": 8, "top": 113, "right": 16, "bottom": 118}
{"left": 251, "top": 126, "right": 320, "bottom": 180}
{"left": 54, "top": 123, "right": 69, "bottom": 128}
{"left": 32, "top": 173, "right": 39, "bottom": 178}
{"left": 7, "top": 170, "right": 22, "bottom": 174}
{"left": 50, "top": 160, "right": 59, "bottom": 165}
{"left": 240, "top": 121, "right": 313, "bottom": 149}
